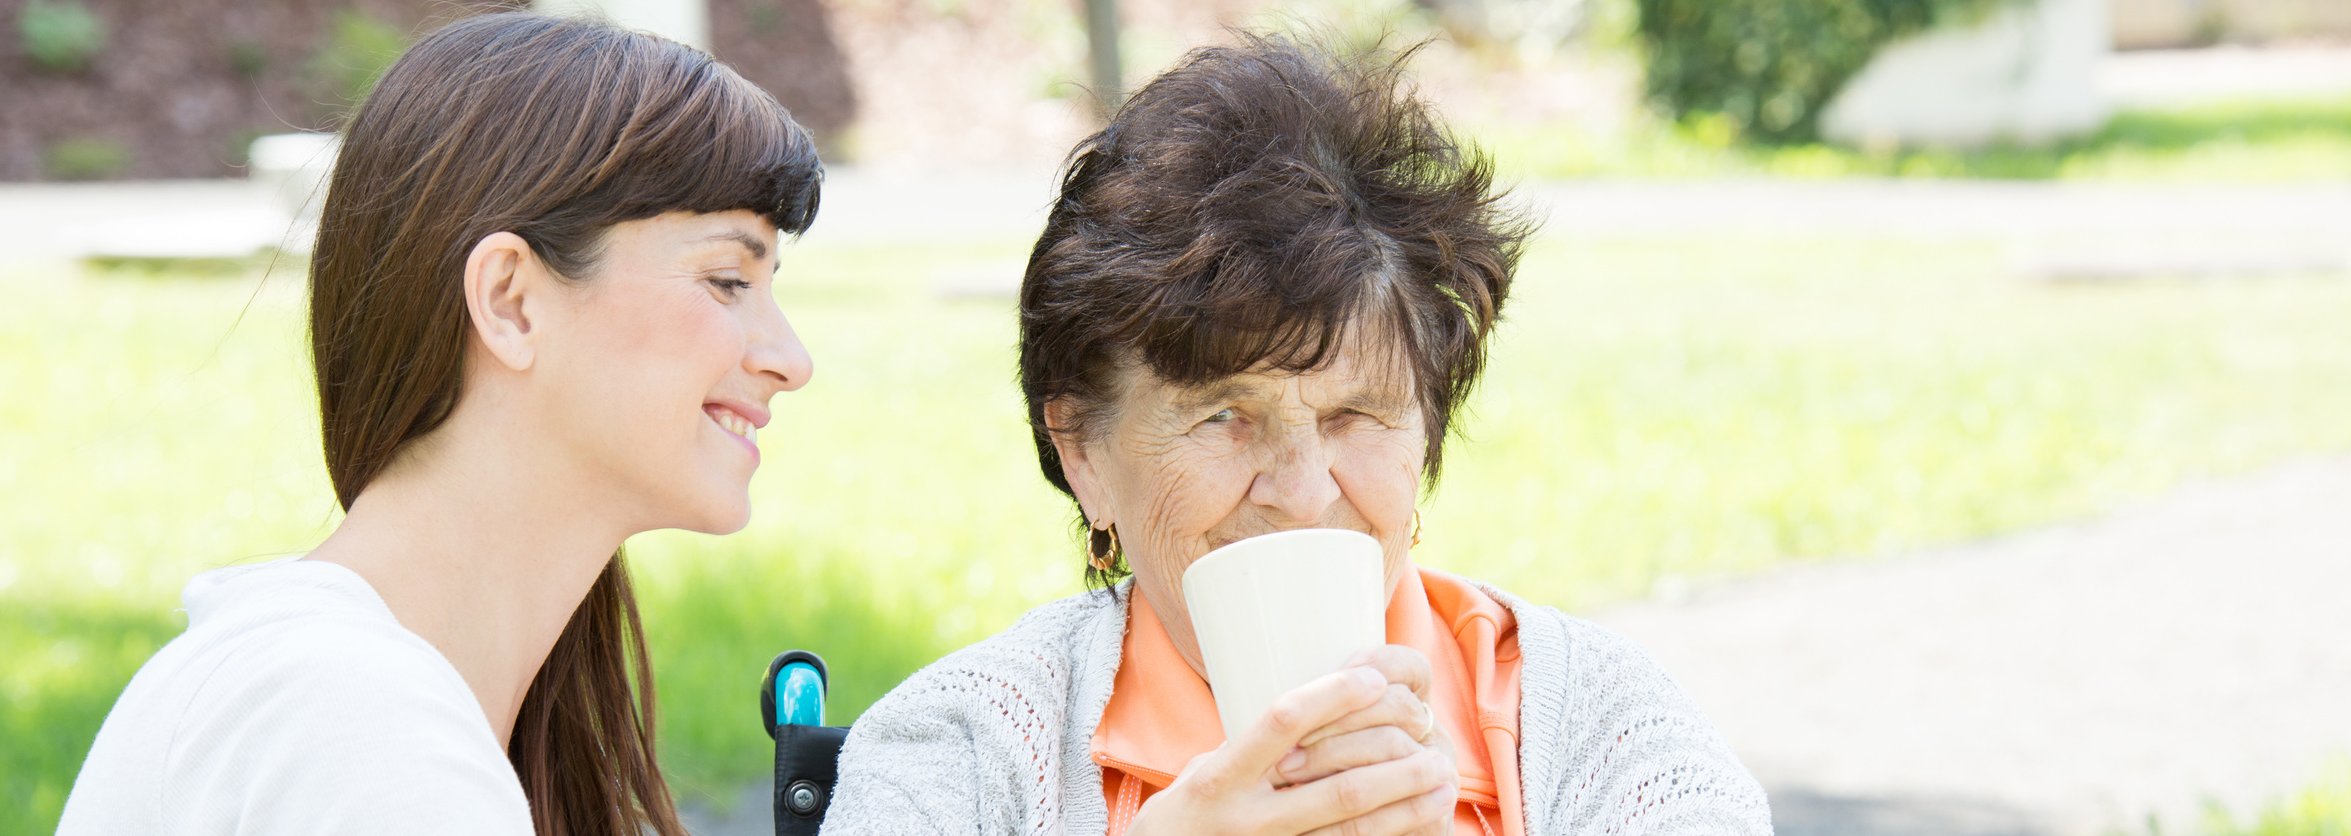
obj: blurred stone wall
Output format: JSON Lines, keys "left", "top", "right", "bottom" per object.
{"left": 0, "top": 0, "right": 518, "bottom": 180}
{"left": 0, "top": 0, "right": 878, "bottom": 180}
{"left": 0, "top": 0, "right": 1289, "bottom": 181}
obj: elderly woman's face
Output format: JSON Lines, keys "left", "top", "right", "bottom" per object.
{"left": 1055, "top": 342, "right": 1426, "bottom": 676}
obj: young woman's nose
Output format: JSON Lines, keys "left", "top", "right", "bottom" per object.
{"left": 745, "top": 297, "right": 813, "bottom": 393}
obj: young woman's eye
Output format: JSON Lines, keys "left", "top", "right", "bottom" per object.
{"left": 708, "top": 277, "right": 753, "bottom": 299}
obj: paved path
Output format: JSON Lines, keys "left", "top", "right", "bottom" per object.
{"left": 1593, "top": 456, "right": 2351, "bottom": 835}
{"left": 6, "top": 174, "right": 2347, "bottom": 284}
{"left": 2099, "top": 45, "right": 2351, "bottom": 107}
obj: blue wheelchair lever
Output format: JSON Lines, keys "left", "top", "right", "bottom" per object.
{"left": 770, "top": 655, "right": 826, "bottom": 729}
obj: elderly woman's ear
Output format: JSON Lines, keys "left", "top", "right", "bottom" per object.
{"left": 1043, "top": 398, "right": 1112, "bottom": 527}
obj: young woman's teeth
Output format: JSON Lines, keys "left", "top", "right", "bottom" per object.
{"left": 717, "top": 412, "right": 756, "bottom": 443}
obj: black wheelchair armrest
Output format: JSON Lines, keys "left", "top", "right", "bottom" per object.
{"left": 773, "top": 723, "right": 850, "bottom": 836}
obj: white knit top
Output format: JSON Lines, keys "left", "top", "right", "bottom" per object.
{"left": 821, "top": 578, "right": 1772, "bottom": 834}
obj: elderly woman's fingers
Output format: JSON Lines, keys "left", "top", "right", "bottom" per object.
{"left": 1267, "top": 749, "right": 1454, "bottom": 835}
{"left": 1342, "top": 645, "right": 1435, "bottom": 704}
{"left": 1272, "top": 725, "right": 1422, "bottom": 787}
{"left": 1126, "top": 668, "right": 1391, "bottom": 835}
{"left": 1299, "top": 682, "right": 1432, "bottom": 749}
{"left": 1296, "top": 784, "right": 1457, "bottom": 836}
{"left": 1205, "top": 666, "right": 1389, "bottom": 792}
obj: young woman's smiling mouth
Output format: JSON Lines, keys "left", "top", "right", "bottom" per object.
{"left": 703, "top": 400, "right": 768, "bottom": 457}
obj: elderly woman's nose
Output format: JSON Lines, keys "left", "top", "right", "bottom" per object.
{"left": 745, "top": 297, "right": 814, "bottom": 393}
{"left": 1248, "top": 430, "right": 1343, "bottom": 524}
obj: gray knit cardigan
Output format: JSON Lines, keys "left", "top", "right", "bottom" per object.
{"left": 820, "top": 579, "right": 1772, "bottom": 834}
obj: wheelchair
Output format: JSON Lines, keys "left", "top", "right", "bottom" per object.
{"left": 759, "top": 650, "right": 851, "bottom": 836}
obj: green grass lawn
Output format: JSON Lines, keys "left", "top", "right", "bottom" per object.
{"left": 1481, "top": 98, "right": 2351, "bottom": 182}
{"left": 7, "top": 230, "right": 2351, "bottom": 828}
{"left": 2208, "top": 761, "right": 2351, "bottom": 836}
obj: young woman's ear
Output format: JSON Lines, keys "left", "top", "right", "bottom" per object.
{"left": 1044, "top": 398, "right": 1112, "bottom": 527}
{"left": 462, "top": 232, "right": 547, "bottom": 372}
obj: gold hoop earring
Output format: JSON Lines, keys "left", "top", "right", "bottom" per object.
{"left": 1088, "top": 522, "right": 1120, "bottom": 571}
{"left": 1410, "top": 511, "right": 1423, "bottom": 548}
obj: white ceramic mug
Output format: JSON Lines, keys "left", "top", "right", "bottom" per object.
{"left": 1181, "top": 528, "right": 1387, "bottom": 741}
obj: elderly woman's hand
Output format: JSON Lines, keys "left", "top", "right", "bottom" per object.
{"left": 1273, "top": 646, "right": 1457, "bottom": 836}
{"left": 1274, "top": 646, "right": 1454, "bottom": 783}
{"left": 1126, "top": 664, "right": 1456, "bottom": 836}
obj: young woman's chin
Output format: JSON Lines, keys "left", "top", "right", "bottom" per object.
{"left": 692, "top": 513, "right": 753, "bottom": 536}
{"left": 670, "top": 492, "right": 754, "bottom": 535}
{"left": 660, "top": 424, "right": 761, "bottom": 534}
{"left": 639, "top": 456, "right": 758, "bottom": 535}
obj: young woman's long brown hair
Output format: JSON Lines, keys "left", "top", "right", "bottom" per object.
{"left": 308, "top": 13, "right": 821, "bottom": 834}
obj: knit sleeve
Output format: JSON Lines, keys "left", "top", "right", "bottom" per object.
{"left": 821, "top": 640, "right": 1075, "bottom": 836}
{"left": 1529, "top": 610, "right": 1774, "bottom": 835}
{"left": 817, "top": 680, "right": 987, "bottom": 834}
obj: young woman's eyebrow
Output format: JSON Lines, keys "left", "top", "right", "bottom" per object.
{"left": 699, "top": 230, "right": 781, "bottom": 275}
{"left": 702, "top": 230, "right": 770, "bottom": 260}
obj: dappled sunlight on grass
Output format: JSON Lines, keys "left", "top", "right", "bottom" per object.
{"left": 1427, "top": 236, "right": 2351, "bottom": 605}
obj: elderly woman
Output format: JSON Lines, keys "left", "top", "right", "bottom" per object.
{"left": 823, "top": 35, "right": 1770, "bottom": 835}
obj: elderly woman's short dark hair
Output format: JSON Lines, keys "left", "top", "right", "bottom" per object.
{"left": 1018, "top": 33, "right": 1533, "bottom": 504}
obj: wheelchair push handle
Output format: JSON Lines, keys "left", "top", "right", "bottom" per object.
{"left": 761, "top": 650, "right": 829, "bottom": 737}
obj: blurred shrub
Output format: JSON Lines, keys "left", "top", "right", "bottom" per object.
{"left": 1632, "top": 0, "right": 2017, "bottom": 142}
{"left": 44, "top": 137, "right": 129, "bottom": 180}
{"left": 304, "top": 9, "right": 409, "bottom": 108}
{"left": 17, "top": 0, "right": 107, "bottom": 73}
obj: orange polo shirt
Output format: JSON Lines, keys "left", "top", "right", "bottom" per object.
{"left": 1090, "top": 565, "right": 1524, "bottom": 835}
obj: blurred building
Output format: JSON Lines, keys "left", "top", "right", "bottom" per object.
{"left": 2114, "top": 0, "right": 2351, "bottom": 48}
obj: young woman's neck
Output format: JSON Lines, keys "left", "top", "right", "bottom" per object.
{"left": 306, "top": 411, "right": 635, "bottom": 746}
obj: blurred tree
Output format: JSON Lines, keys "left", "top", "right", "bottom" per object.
{"left": 1085, "top": 0, "right": 1121, "bottom": 115}
{"left": 1633, "top": 0, "right": 2020, "bottom": 142}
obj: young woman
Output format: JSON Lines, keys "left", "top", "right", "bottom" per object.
{"left": 59, "top": 13, "right": 823, "bottom": 834}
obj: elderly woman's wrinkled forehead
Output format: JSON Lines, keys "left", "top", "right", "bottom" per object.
{"left": 1109, "top": 317, "right": 1421, "bottom": 417}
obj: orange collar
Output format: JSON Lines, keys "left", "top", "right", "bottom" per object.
{"left": 1089, "top": 584, "right": 1217, "bottom": 787}
{"left": 1090, "top": 564, "right": 1522, "bottom": 814}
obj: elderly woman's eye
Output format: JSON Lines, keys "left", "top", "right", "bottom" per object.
{"left": 1202, "top": 408, "right": 1235, "bottom": 424}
